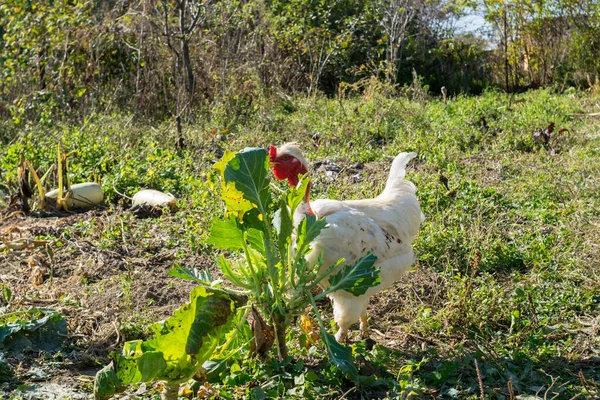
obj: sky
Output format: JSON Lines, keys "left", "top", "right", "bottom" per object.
{"left": 455, "top": 14, "right": 488, "bottom": 33}
{"left": 453, "top": 12, "right": 499, "bottom": 49}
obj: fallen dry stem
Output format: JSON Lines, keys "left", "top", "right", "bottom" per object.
{"left": 474, "top": 358, "right": 484, "bottom": 400}
{"left": 0, "top": 238, "right": 50, "bottom": 252}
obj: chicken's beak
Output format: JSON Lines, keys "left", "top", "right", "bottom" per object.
{"left": 268, "top": 161, "right": 278, "bottom": 168}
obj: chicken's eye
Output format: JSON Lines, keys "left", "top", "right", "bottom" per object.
{"left": 281, "top": 155, "right": 290, "bottom": 161}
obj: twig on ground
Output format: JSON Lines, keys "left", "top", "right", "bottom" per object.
{"left": 507, "top": 379, "right": 515, "bottom": 400}
{"left": 111, "top": 320, "right": 121, "bottom": 349}
{"left": 578, "top": 370, "right": 597, "bottom": 397}
{"left": 542, "top": 371, "right": 557, "bottom": 400}
{"left": 474, "top": 358, "right": 485, "bottom": 400}
{"left": 572, "top": 112, "right": 600, "bottom": 117}
{"left": 338, "top": 386, "right": 356, "bottom": 400}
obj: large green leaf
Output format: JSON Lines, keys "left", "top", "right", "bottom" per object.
{"left": 322, "top": 253, "right": 380, "bottom": 297}
{"left": 213, "top": 149, "right": 236, "bottom": 176}
{"left": 93, "top": 287, "right": 241, "bottom": 400}
{"left": 320, "top": 328, "right": 359, "bottom": 382}
{"left": 216, "top": 255, "right": 251, "bottom": 289}
{"left": 94, "top": 363, "right": 121, "bottom": 400}
{"left": 214, "top": 150, "right": 255, "bottom": 220}
{"left": 184, "top": 293, "right": 234, "bottom": 355}
{"left": 242, "top": 207, "right": 266, "bottom": 232}
{"left": 208, "top": 216, "right": 265, "bottom": 265}
{"left": 113, "top": 349, "right": 167, "bottom": 384}
{"left": 287, "top": 176, "right": 310, "bottom": 212}
{"left": 224, "top": 147, "right": 271, "bottom": 214}
{"left": 246, "top": 227, "right": 265, "bottom": 254}
{"left": 143, "top": 287, "right": 236, "bottom": 376}
{"left": 208, "top": 217, "right": 245, "bottom": 250}
{"left": 0, "top": 308, "right": 67, "bottom": 356}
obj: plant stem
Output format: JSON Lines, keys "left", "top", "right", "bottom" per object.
{"left": 308, "top": 291, "right": 327, "bottom": 332}
{"left": 287, "top": 225, "right": 295, "bottom": 288}
{"left": 272, "top": 312, "right": 288, "bottom": 360}
{"left": 308, "top": 259, "right": 344, "bottom": 294}
{"left": 259, "top": 212, "right": 285, "bottom": 316}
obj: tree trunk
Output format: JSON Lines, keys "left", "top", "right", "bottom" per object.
{"left": 38, "top": 46, "right": 46, "bottom": 91}
{"left": 388, "top": 41, "right": 397, "bottom": 85}
{"left": 181, "top": 39, "right": 195, "bottom": 95}
{"left": 176, "top": 0, "right": 194, "bottom": 96}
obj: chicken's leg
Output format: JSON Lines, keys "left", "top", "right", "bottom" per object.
{"left": 359, "top": 313, "right": 369, "bottom": 339}
{"left": 335, "top": 328, "right": 348, "bottom": 343}
{"left": 334, "top": 313, "right": 367, "bottom": 342}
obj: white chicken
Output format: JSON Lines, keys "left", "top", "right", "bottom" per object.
{"left": 269, "top": 143, "right": 423, "bottom": 342}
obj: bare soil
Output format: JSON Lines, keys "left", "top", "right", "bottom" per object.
{"left": 0, "top": 209, "right": 204, "bottom": 397}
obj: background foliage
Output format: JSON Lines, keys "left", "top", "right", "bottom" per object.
{"left": 2, "top": 0, "right": 600, "bottom": 126}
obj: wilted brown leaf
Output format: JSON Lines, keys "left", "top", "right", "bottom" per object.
{"left": 196, "top": 383, "right": 215, "bottom": 399}
{"left": 533, "top": 123, "right": 553, "bottom": 145}
{"left": 247, "top": 305, "right": 275, "bottom": 357}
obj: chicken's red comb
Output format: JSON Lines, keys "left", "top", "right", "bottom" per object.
{"left": 269, "top": 145, "right": 277, "bottom": 160}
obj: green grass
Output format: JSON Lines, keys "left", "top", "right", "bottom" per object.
{"left": 2, "top": 87, "right": 600, "bottom": 398}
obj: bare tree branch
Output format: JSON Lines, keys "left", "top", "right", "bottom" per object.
{"left": 377, "top": 0, "right": 421, "bottom": 83}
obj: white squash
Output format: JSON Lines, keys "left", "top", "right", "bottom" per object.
{"left": 132, "top": 189, "right": 177, "bottom": 211}
{"left": 45, "top": 182, "right": 104, "bottom": 209}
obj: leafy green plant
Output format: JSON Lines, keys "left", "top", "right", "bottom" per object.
{"left": 93, "top": 286, "right": 244, "bottom": 400}
{"left": 208, "top": 147, "right": 380, "bottom": 373}
{"left": 2, "top": 87, "right": 599, "bottom": 399}
{"left": 0, "top": 308, "right": 67, "bottom": 356}
{"left": 0, "top": 285, "right": 11, "bottom": 307}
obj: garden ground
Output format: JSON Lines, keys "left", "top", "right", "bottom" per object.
{"left": 1, "top": 87, "right": 600, "bottom": 399}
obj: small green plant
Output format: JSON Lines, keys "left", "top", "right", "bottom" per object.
{"left": 0, "top": 285, "right": 11, "bottom": 307}
{"left": 0, "top": 308, "right": 68, "bottom": 356}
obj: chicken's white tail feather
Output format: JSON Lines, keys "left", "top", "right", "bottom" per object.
{"left": 381, "top": 152, "right": 417, "bottom": 197}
